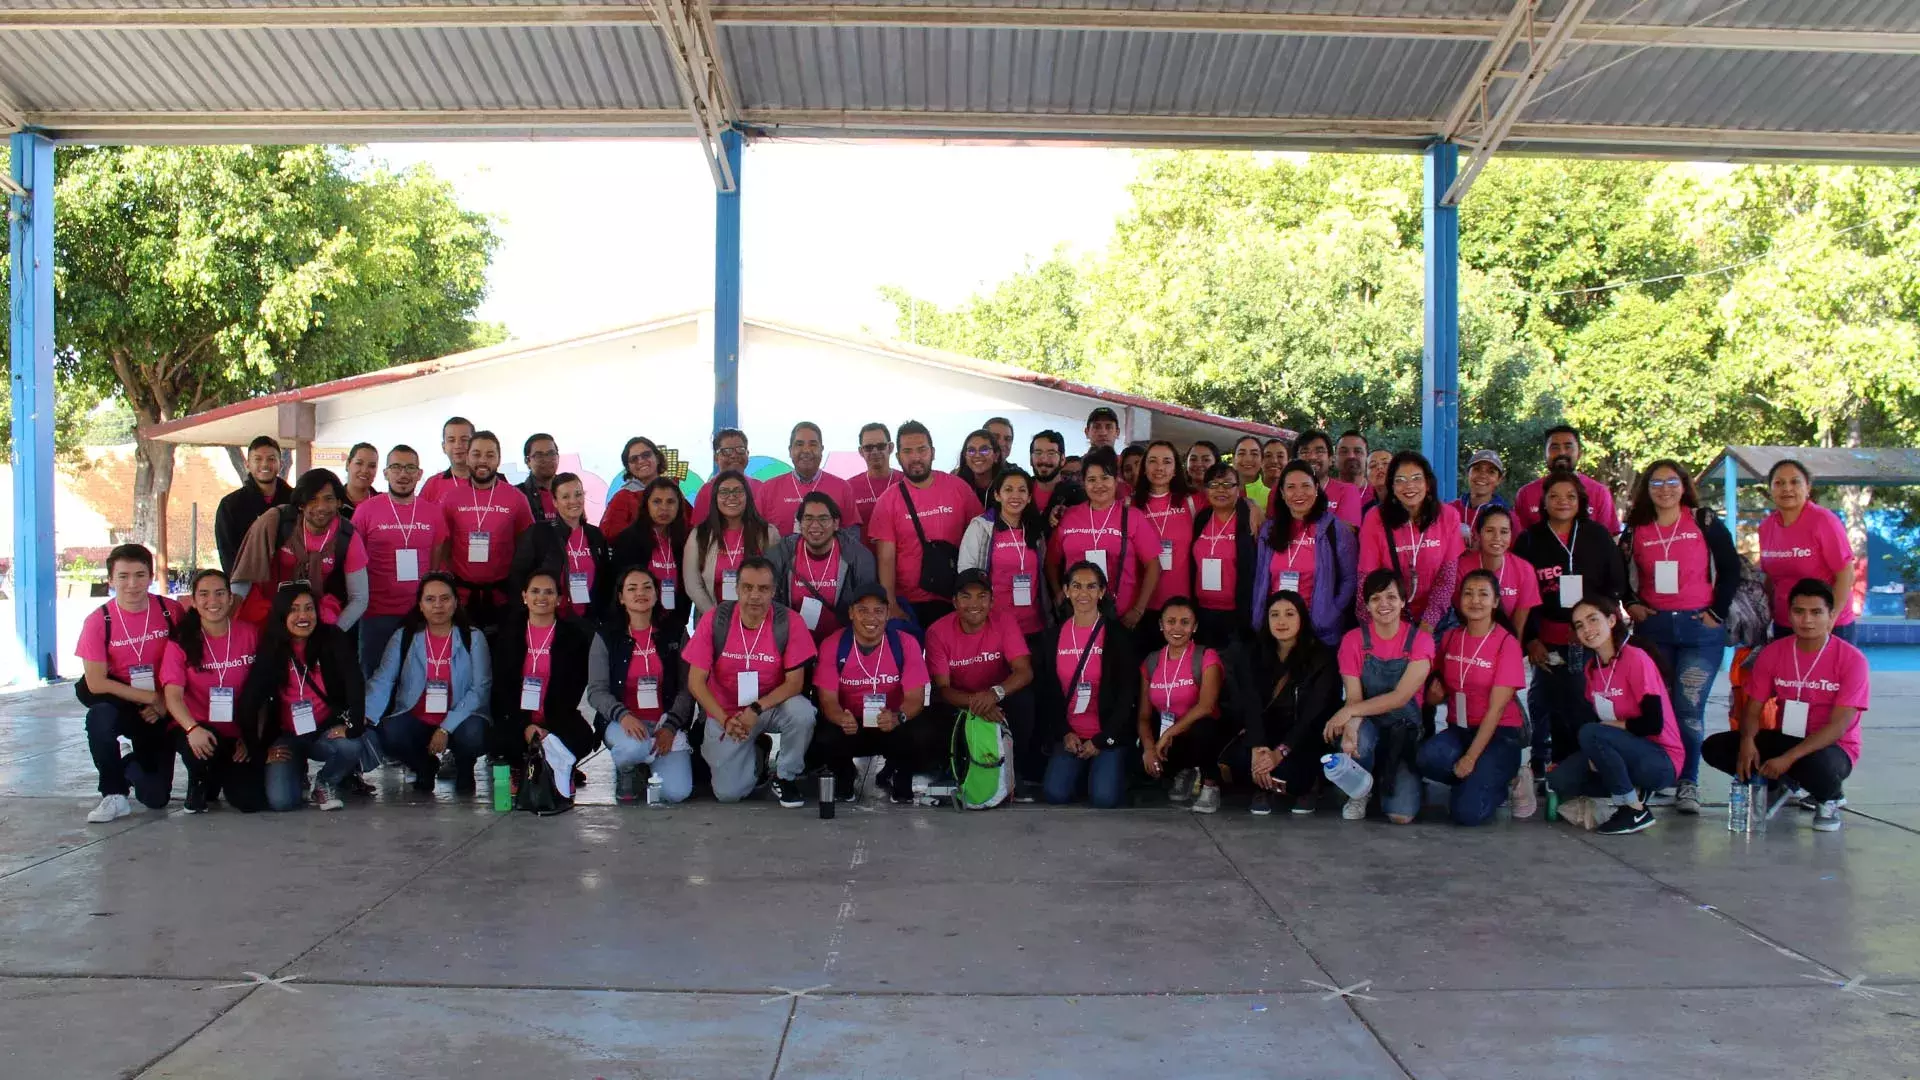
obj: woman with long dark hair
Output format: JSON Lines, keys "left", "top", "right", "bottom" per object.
{"left": 490, "top": 569, "right": 597, "bottom": 776}
{"left": 1356, "top": 450, "right": 1462, "bottom": 636}
{"left": 589, "top": 566, "right": 694, "bottom": 805}
{"left": 1132, "top": 440, "right": 1199, "bottom": 651}
{"left": 1547, "top": 595, "right": 1682, "bottom": 835}
{"left": 1050, "top": 448, "right": 1162, "bottom": 634}
{"left": 958, "top": 466, "right": 1051, "bottom": 641}
{"left": 611, "top": 475, "right": 693, "bottom": 637}
{"left": 366, "top": 573, "right": 491, "bottom": 794}
{"left": 1416, "top": 569, "right": 1527, "bottom": 825}
{"left": 1037, "top": 560, "right": 1141, "bottom": 808}
{"left": 953, "top": 428, "right": 1001, "bottom": 508}
{"left": 1253, "top": 460, "right": 1358, "bottom": 647}
{"left": 1221, "top": 590, "right": 1342, "bottom": 816}
{"left": 1190, "top": 462, "right": 1258, "bottom": 649}
{"left": 159, "top": 569, "right": 261, "bottom": 813}
{"left": 1137, "top": 597, "right": 1225, "bottom": 812}
{"left": 683, "top": 469, "right": 780, "bottom": 613}
{"left": 598, "top": 435, "right": 665, "bottom": 540}
{"left": 234, "top": 582, "right": 369, "bottom": 812}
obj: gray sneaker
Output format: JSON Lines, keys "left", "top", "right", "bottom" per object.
{"left": 1191, "top": 785, "right": 1222, "bottom": 814}
{"left": 1675, "top": 781, "right": 1701, "bottom": 816}
{"left": 1812, "top": 800, "right": 1844, "bottom": 832}
{"left": 1167, "top": 767, "right": 1198, "bottom": 804}
{"left": 615, "top": 764, "right": 644, "bottom": 805}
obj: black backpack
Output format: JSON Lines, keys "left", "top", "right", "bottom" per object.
{"left": 514, "top": 737, "right": 573, "bottom": 815}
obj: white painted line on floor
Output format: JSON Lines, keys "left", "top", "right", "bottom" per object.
{"left": 1304, "top": 979, "right": 1378, "bottom": 1002}
{"left": 213, "top": 971, "right": 302, "bottom": 994}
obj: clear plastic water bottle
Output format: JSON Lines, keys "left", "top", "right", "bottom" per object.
{"left": 1727, "top": 778, "right": 1749, "bottom": 833}
{"left": 1321, "top": 753, "right": 1374, "bottom": 801}
{"left": 1749, "top": 776, "right": 1771, "bottom": 834}
{"left": 646, "top": 774, "right": 664, "bottom": 808}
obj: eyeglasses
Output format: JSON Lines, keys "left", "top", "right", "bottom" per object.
{"left": 717, "top": 488, "right": 748, "bottom": 500}
{"left": 965, "top": 447, "right": 997, "bottom": 457}
{"left": 385, "top": 464, "right": 420, "bottom": 474}
{"left": 528, "top": 450, "right": 559, "bottom": 460}
{"left": 627, "top": 452, "right": 655, "bottom": 464}
{"left": 799, "top": 514, "right": 836, "bottom": 526}
{"left": 1206, "top": 481, "right": 1238, "bottom": 492}
{"left": 1648, "top": 478, "right": 1683, "bottom": 489}
{"left": 1392, "top": 475, "right": 1425, "bottom": 487}
{"left": 859, "top": 443, "right": 891, "bottom": 453}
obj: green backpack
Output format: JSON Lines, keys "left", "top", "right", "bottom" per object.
{"left": 950, "top": 709, "right": 1013, "bottom": 810}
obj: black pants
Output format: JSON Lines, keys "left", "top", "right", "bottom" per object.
{"left": 1701, "top": 730, "right": 1853, "bottom": 802}
{"left": 84, "top": 701, "right": 173, "bottom": 806}
{"left": 807, "top": 711, "right": 948, "bottom": 784}
{"left": 1219, "top": 728, "right": 1327, "bottom": 797}
{"left": 173, "top": 728, "right": 251, "bottom": 804}
{"left": 909, "top": 600, "right": 954, "bottom": 636}
{"left": 459, "top": 580, "right": 510, "bottom": 636}
{"left": 1159, "top": 713, "right": 1226, "bottom": 774}
{"left": 923, "top": 692, "right": 1040, "bottom": 784}
{"left": 1195, "top": 608, "right": 1243, "bottom": 652}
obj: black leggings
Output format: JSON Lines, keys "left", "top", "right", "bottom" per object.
{"left": 1218, "top": 728, "right": 1327, "bottom": 797}
{"left": 1701, "top": 730, "right": 1853, "bottom": 802}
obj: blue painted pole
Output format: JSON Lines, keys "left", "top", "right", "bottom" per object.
{"left": 9, "top": 132, "right": 57, "bottom": 680}
{"left": 1422, "top": 142, "right": 1461, "bottom": 503}
{"left": 712, "top": 129, "right": 744, "bottom": 436}
{"left": 1723, "top": 453, "right": 1739, "bottom": 546}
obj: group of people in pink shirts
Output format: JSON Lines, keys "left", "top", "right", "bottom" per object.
{"left": 75, "top": 411, "right": 1870, "bottom": 836}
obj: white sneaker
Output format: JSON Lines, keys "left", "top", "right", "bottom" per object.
{"left": 1190, "top": 785, "right": 1222, "bottom": 815}
{"left": 1341, "top": 795, "right": 1368, "bottom": 821}
{"left": 312, "top": 782, "right": 344, "bottom": 812}
{"left": 87, "top": 794, "right": 132, "bottom": 823}
{"left": 1812, "top": 800, "right": 1843, "bottom": 832}
{"left": 1509, "top": 764, "right": 1538, "bottom": 820}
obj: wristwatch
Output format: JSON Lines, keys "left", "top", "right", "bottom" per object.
{"left": 991, "top": 685, "right": 1006, "bottom": 702}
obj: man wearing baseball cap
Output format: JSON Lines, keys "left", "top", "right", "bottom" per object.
{"left": 1454, "top": 449, "right": 1510, "bottom": 544}
{"left": 1084, "top": 407, "right": 1122, "bottom": 454}
{"left": 807, "top": 582, "right": 935, "bottom": 803}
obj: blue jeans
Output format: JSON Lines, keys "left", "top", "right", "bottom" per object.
{"left": 1352, "top": 718, "right": 1423, "bottom": 822}
{"left": 1043, "top": 743, "right": 1128, "bottom": 808}
{"left": 266, "top": 730, "right": 368, "bottom": 811}
{"left": 1636, "top": 609, "right": 1726, "bottom": 785}
{"left": 1547, "top": 723, "right": 1677, "bottom": 805}
{"left": 375, "top": 711, "right": 485, "bottom": 781}
{"left": 604, "top": 719, "right": 695, "bottom": 804}
{"left": 1528, "top": 641, "right": 1592, "bottom": 766}
{"left": 358, "top": 613, "right": 406, "bottom": 678}
{"left": 1415, "top": 727, "right": 1523, "bottom": 826}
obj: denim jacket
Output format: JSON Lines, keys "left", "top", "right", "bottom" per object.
{"left": 365, "top": 625, "right": 492, "bottom": 735}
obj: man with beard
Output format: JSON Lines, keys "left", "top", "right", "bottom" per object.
{"left": 516, "top": 432, "right": 561, "bottom": 523}
{"left": 229, "top": 469, "right": 369, "bottom": 631}
{"left": 1289, "top": 429, "right": 1364, "bottom": 528}
{"left": 1028, "top": 430, "right": 1067, "bottom": 516}
{"left": 340, "top": 442, "right": 380, "bottom": 517}
{"left": 351, "top": 445, "right": 451, "bottom": 674}
{"left": 869, "top": 420, "right": 984, "bottom": 630}
{"left": 444, "top": 430, "right": 535, "bottom": 632}
{"left": 1335, "top": 430, "right": 1370, "bottom": 488}
{"left": 421, "top": 416, "right": 475, "bottom": 505}
{"left": 985, "top": 417, "right": 1016, "bottom": 465}
{"left": 1513, "top": 425, "right": 1618, "bottom": 532}
{"left": 215, "top": 436, "right": 294, "bottom": 573}
{"left": 759, "top": 421, "right": 855, "bottom": 538}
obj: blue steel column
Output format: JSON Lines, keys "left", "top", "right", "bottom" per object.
{"left": 1422, "top": 142, "right": 1461, "bottom": 503}
{"left": 1723, "top": 454, "right": 1739, "bottom": 546}
{"left": 712, "top": 129, "right": 743, "bottom": 435}
{"left": 9, "top": 132, "right": 56, "bottom": 679}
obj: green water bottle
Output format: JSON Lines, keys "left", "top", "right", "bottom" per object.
{"left": 1546, "top": 789, "right": 1559, "bottom": 822}
{"left": 491, "top": 763, "right": 512, "bottom": 812}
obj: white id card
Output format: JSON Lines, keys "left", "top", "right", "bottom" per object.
{"left": 1159, "top": 540, "right": 1174, "bottom": 571}
{"left": 394, "top": 547, "right": 420, "bottom": 583}
{"left": 1279, "top": 571, "right": 1301, "bottom": 594}
{"left": 736, "top": 671, "right": 760, "bottom": 709}
{"left": 1074, "top": 681, "right": 1093, "bottom": 713}
{"left": 1158, "top": 710, "right": 1176, "bottom": 736}
{"left": 569, "top": 572, "right": 591, "bottom": 607}
{"left": 1200, "top": 558, "right": 1222, "bottom": 592}
{"left": 129, "top": 665, "right": 156, "bottom": 692}
{"left": 1654, "top": 560, "right": 1680, "bottom": 594}
{"left": 1012, "top": 573, "right": 1034, "bottom": 607}
{"left": 1558, "top": 573, "right": 1584, "bottom": 608}
{"left": 291, "top": 700, "right": 317, "bottom": 735}
{"left": 634, "top": 677, "right": 660, "bottom": 711}
{"left": 208, "top": 686, "right": 234, "bottom": 725}
{"left": 424, "top": 681, "right": 450, "bottom": 714}
{"left": 800, "top": 596, "right": 823, "bottom": 630}
{"left": 1781, "top": 699, "right": 1810, "bottom": 738}
{"left": 519, "top": 676, "right": 544, "bottom": 712}
{"left": 1594, "top": 695, "right": 1616, "bottom": 723}
{"left": 721, "top": 570, "right": 738, "bottom": 601}
{"left": 862, "top": 692, "right": 886, "bottom": 727}
{"left": 1085, "top": 549, "right": 1108, "bottom": 576}
{"left": 1453, "top": 692, "right": 1468, "bottom": 728}
{"left": 466, "top": 531, "right": 490, "bottom": 564}
{"left": 660, "top": 579, "right": 677, "bottom": 610}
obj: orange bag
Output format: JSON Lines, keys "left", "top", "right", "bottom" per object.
{"left": 1726, "top": 645, "right": 1780, "bottom": 732}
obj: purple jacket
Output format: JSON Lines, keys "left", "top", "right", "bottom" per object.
{"left": 1250, "top": 513, "right": 1357, "bottom": 646}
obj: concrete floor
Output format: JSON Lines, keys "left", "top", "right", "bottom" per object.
{"left": 2, "top": 677, "right": 1917, "bottom": 1080}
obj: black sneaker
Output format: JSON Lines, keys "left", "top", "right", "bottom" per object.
{"left": 183, "top": 776, "right": 208, "bottom": 814}
{"left": 769, "top": 776, "right": 805, "bottom": 808}
{"left": 436, "top": 749, "right": 459, "bottom": 779}
{"left": 1596, "top": 804, "right": 1655, "bottom": 835}
{"left": 410, "top": 771, "right": 436, "bottom": 794}
{"left": 888, "top": 769, "right": 915, "bottom": 805}
{"left": 452, "top": 768, "right": 476, "bottom": 796}
{"left": 1249, "top": 791, "right": 1272, "bottom": 817}
{"left": 832, "top": 766, "right": 860, "bottom": 803}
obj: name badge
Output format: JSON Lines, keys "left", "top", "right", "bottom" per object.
{"left": 394, "top": 547, "right": 420, "bottom": 583}
{"left": 634, "top": 677, "right": 660, "bottom": 711}
{"left": 659, "top": 579, "right": 677, "bottom": 611}
{"left": 736, "top": 671, "right": 760, "bottom": 709}
{"left": 1559, "top": 573, "right": 1584, "bottom": 608}
{"left": 1200, "top": 558, "right": 1222, "bottom": 592}
{"left": 800, "top": 596, "right": 823, "bottom": 630}
{"left": 1279, "top": 571, "right": 1301, "bottom": 594}
{"left": 862, "top": 692, "right": 886, "bottom": 727}
{"left": 1453, "top": 691, "right": 1468, "bottom": 728}
{"left": 1074, "top": 681, "right": 1093, "bottom": 714}
{"left": 208, "top": 686, "right": 234, "bottom": 725}
{"left": 569, "top": 572, "right": 591, "bottom": 607}
{"left": 520, "top": 676, "right": 544, "bottom": 712}
{"left": 467, "top": 531, "right": 490, "bottom": 564}
{"left": 291, "top": 700, "right": 317, "bottom": 735}
{"left": 924, "top": 683, "right": 932, "bottom": 708}
{"left": 1594, "top": 694, "right": 1616, "bottom": 723}
{"left": 1012, "top": 573, "right": 1034, "bottom": 607}
{"left": 1781, "top": 698, "right": 1810, "bottom": 738}
{"left": 721, "top": 569, "right": 738, "bottom": 601}
{"left": 1085, "top": 549, "right": 1108, "bottom": 576}
{"left": 1158, "top": 710, "right": 1176, "bottom": 736}
{"left": 1158, "top": 540, "right": 1174, "bottom": 571}
{"left": 1653, "top": 560, "right": 1680, "bottom": 594}
{"left": 424, "top": 680, "right": 450, "bottom": 714}
{"left": 129, "top": 665, "right": 156, "bottom": 692}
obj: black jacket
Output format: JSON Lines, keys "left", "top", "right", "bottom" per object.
{"left": 1232, "top": 638, "right": 1341, "bottom": 753}
{"left": 609, "top": 523, "right": 692, "bottom": 640}
{"left": 1617, "top": 506, "right": 1741, "bottom": 621}
{"left": 586, "top": 619, "right": 693, "bottom": 733}
{"left": 511, "top": 517, "right": 616, "bottom": 617}
{"left": 233, "top": 625, "right": 364, "bottom": 756}
{"left": 1034, "top": 615, "right": 1140, "bottom": 750}
{"left": 215, "top": 478, "right": 293, "bottom": 573}
{"left": 1189, "top": 500, "right": 1259, "bottom": 629}
{"left": 1514, "top": 518, "right": 1628, "bottom": 644}
{"left": 516, "top": 477, "right": 552, "bottom": 524}
{"left": 490, "top": 614, "right": 597, "bottom": 762}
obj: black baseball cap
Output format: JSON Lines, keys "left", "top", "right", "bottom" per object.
{"left": 1086, "top": 406, "right": 1120, "bottom": 426}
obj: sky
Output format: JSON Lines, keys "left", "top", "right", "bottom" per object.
{"left": 369, "top": 141, "right": 1143, "bottom": 344}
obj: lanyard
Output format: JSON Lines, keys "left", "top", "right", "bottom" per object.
{"left": 1089, "top": 504, "right": 1120, "bottom": 545}
{"left": 565, "top": 526, "right": 590, "bottom": 569}
{"left": 1158, "top": 643, "right": 1192, "bottom": 712}
{"left": 206, "top": 624, "right": 237, "bottom": 687}
{"left": 425, "top": 629, "right": 453, "bottom": 678}
{"left": 470, "top": 480, "right": 498, "bottom": 520}
{"left": 790, "top": 470, "right": 824, "bottom": 499}
{"left": 651, "top": 528, "right": 676, "bottom": 575}
{"left": 1649, "top": 516, "right": 1685, "bottom": 560}
{"left": 849, "top": 635, "right": 886, "bottom": 690}
{"left": 723, "top": 528, "right": 744, "bottom": 564}
{"left": 1283, "top": 521, "right": 1311, "bottom": 569}
{"left": 1398, "top": 523, "right": 1424, "bottom": 578}
{"left": 118, "top": 599, "right": 155, "bottom": 653}
{"left": 390, "top": 496, "right": 426, "bottom": 545}
{"left": 799, "top": 541, "right": 838, "bottom": 588}
{"left": 1451, "top": 627, "right": 1500, "bottom": 692}
{"left": 736, "top": 616, "right": 770, "bottom": 669}
{"left": 629, "top": 625, "right": 658, "bottom": 680}
{"left": 1199, "top": 513, "right": 1235, "bottom": 556}
{"left": 303, "top": 520, "right": 338, "bottom": 558}
{"left": 996, "top": 526, "right": 1029, "bottom": 575}
{"left": 1789, "top": 636, "right": 1833, "bottom": 702}
{"left": 1551, "top": 520, "right": 1580, "bottom": 572}
{"left": 1146, "top": 493, "right": 1186, "bottom": 531}
{"left": 1595, "top": 645, "right": 1623, "bottom": 700}
{"left": 288, "top": 652, "right": 312, "bottom": 703}
{"left": 525, "top": 623, "right": 555, "bottom": 667}
{"left": 858, "top": 470, "right": 890, "bottom": 505}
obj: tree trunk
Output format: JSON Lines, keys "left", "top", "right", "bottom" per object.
{"left": 225, "top": 445, "right": 248, "bottom": 484}
{"left": 132, "top": 432, "right": 176, "bottom": 578}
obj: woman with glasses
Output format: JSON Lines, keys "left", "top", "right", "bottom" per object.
{"left": 682, "top": 469, "right": 781, "bottom": 614}
{"left": 953, "top": 428, "right": 1001, "bottom": 508}
{"left": 1758, "top": 459, "right": 1857, "bottom": 641}
{"left": 1618, "top": 460, "right": 1740, "bottom": 816}
{"left": 1189, "top": 463, "right": 1259, "bottom": 649}
{"left": 1356, "top": 451, "right": 1462, "bottom": 638}
{"left": 1255, "top": 461, "right": 1358, "bottom": 646}
{"left": 598, "top": 436, "right": 665, "bottom": 540}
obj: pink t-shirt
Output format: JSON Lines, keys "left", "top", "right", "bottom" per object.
{"left": 788, "top": 540, "right": 845, "bottom": 643}
{"left": 1514, "top": 472, "right": 1619, "bottom": 534}
{"left": 444, "top": 478, "right": 535, "bottom": 585}
{"left": 281, "top": 640, "right": 332, "bottom": 734}
{"left": 867, "top": 473, "right": 982, "bottom": 603}
{"left": 1053, "top": 502, "right": 1163, "bottom": 613}
{"left": 522, "top": 622, "right": 559, "bottom": 722}
{"left": 685, "top": 607, "right": 818, "bottom": 714}
{"left": 420, "top": 470, "right": 465, "bottom": 507}
{"left": 1748, "top": 635, "right": 1870, "bottom": 763}
{"left": 272, "top": 521, "right": 370, "bottom": 590}
{"left": 1266, "top": 522, "right": 1318, "bottom": 607}
{"left": 1438, "top": 625, "right": 1525, "bottom": 728}
{"left": 646, "top": 528, "right": 681, "bottom": 599}
{"left": 1337, "top": 623, "right": 1437, "bottom": 678}
{"left": 1192, "top": 512, "right": 1240, "bottom": 612}
{"left": 1054, "top": 619, "right": 1109, "bottom": 739}
{"left": 158, "top": 621, "right": 259, "bottom": 735}
{"left": 1140, "top": 493, "right": 1197, "bottom": 609}
{"left": 1320, "top": 479, "right": 1366, "bottom": 529}
{"left": 558, "top": 526, "right": 597, "bottom": 620}
{"left": 759, "top": 470, "right": 856, "bottom": 538}
{"left": 1630, "top": 515, "right": 1715, "bottom": 612}
{"left": 690, "top": 475, "right": 766, "bottom": 527}
{"left": 1584, "top": 643, "right": 1683, "bottom": 776}
{"left": 1357, "top": 503, "right": 1465, "bottom": 622}
{"left": 1759, "top": 503, "right": 1855, "bottom": 627}
{"left": 987, "top": 527, "right": 1045, "bottom": 635}
{"left": 76, "top": 595, "right": 186, "bottom": 683}
{"left": 814, "top": 628, "right": 931, "bottom": 717}
{"left": 1454, "top": 552, "right": 1541, "bottom": 621}
{"left": 846, "top": 469, "right": 904, "bottom": 533}
{"left": 354, "top": 494, "right": 450, "bottom": 617}
{"left": 623, "top": 625, "right": 665, "bottom": 723}
{"left": 926, "top": 609, "right": 1030, "bottom": 694}
{"left": 1145, "top": 644, "right": 1221, "bottom": 720}
{"left": 418, "top": 628, "right": 456, "bottom": 725}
